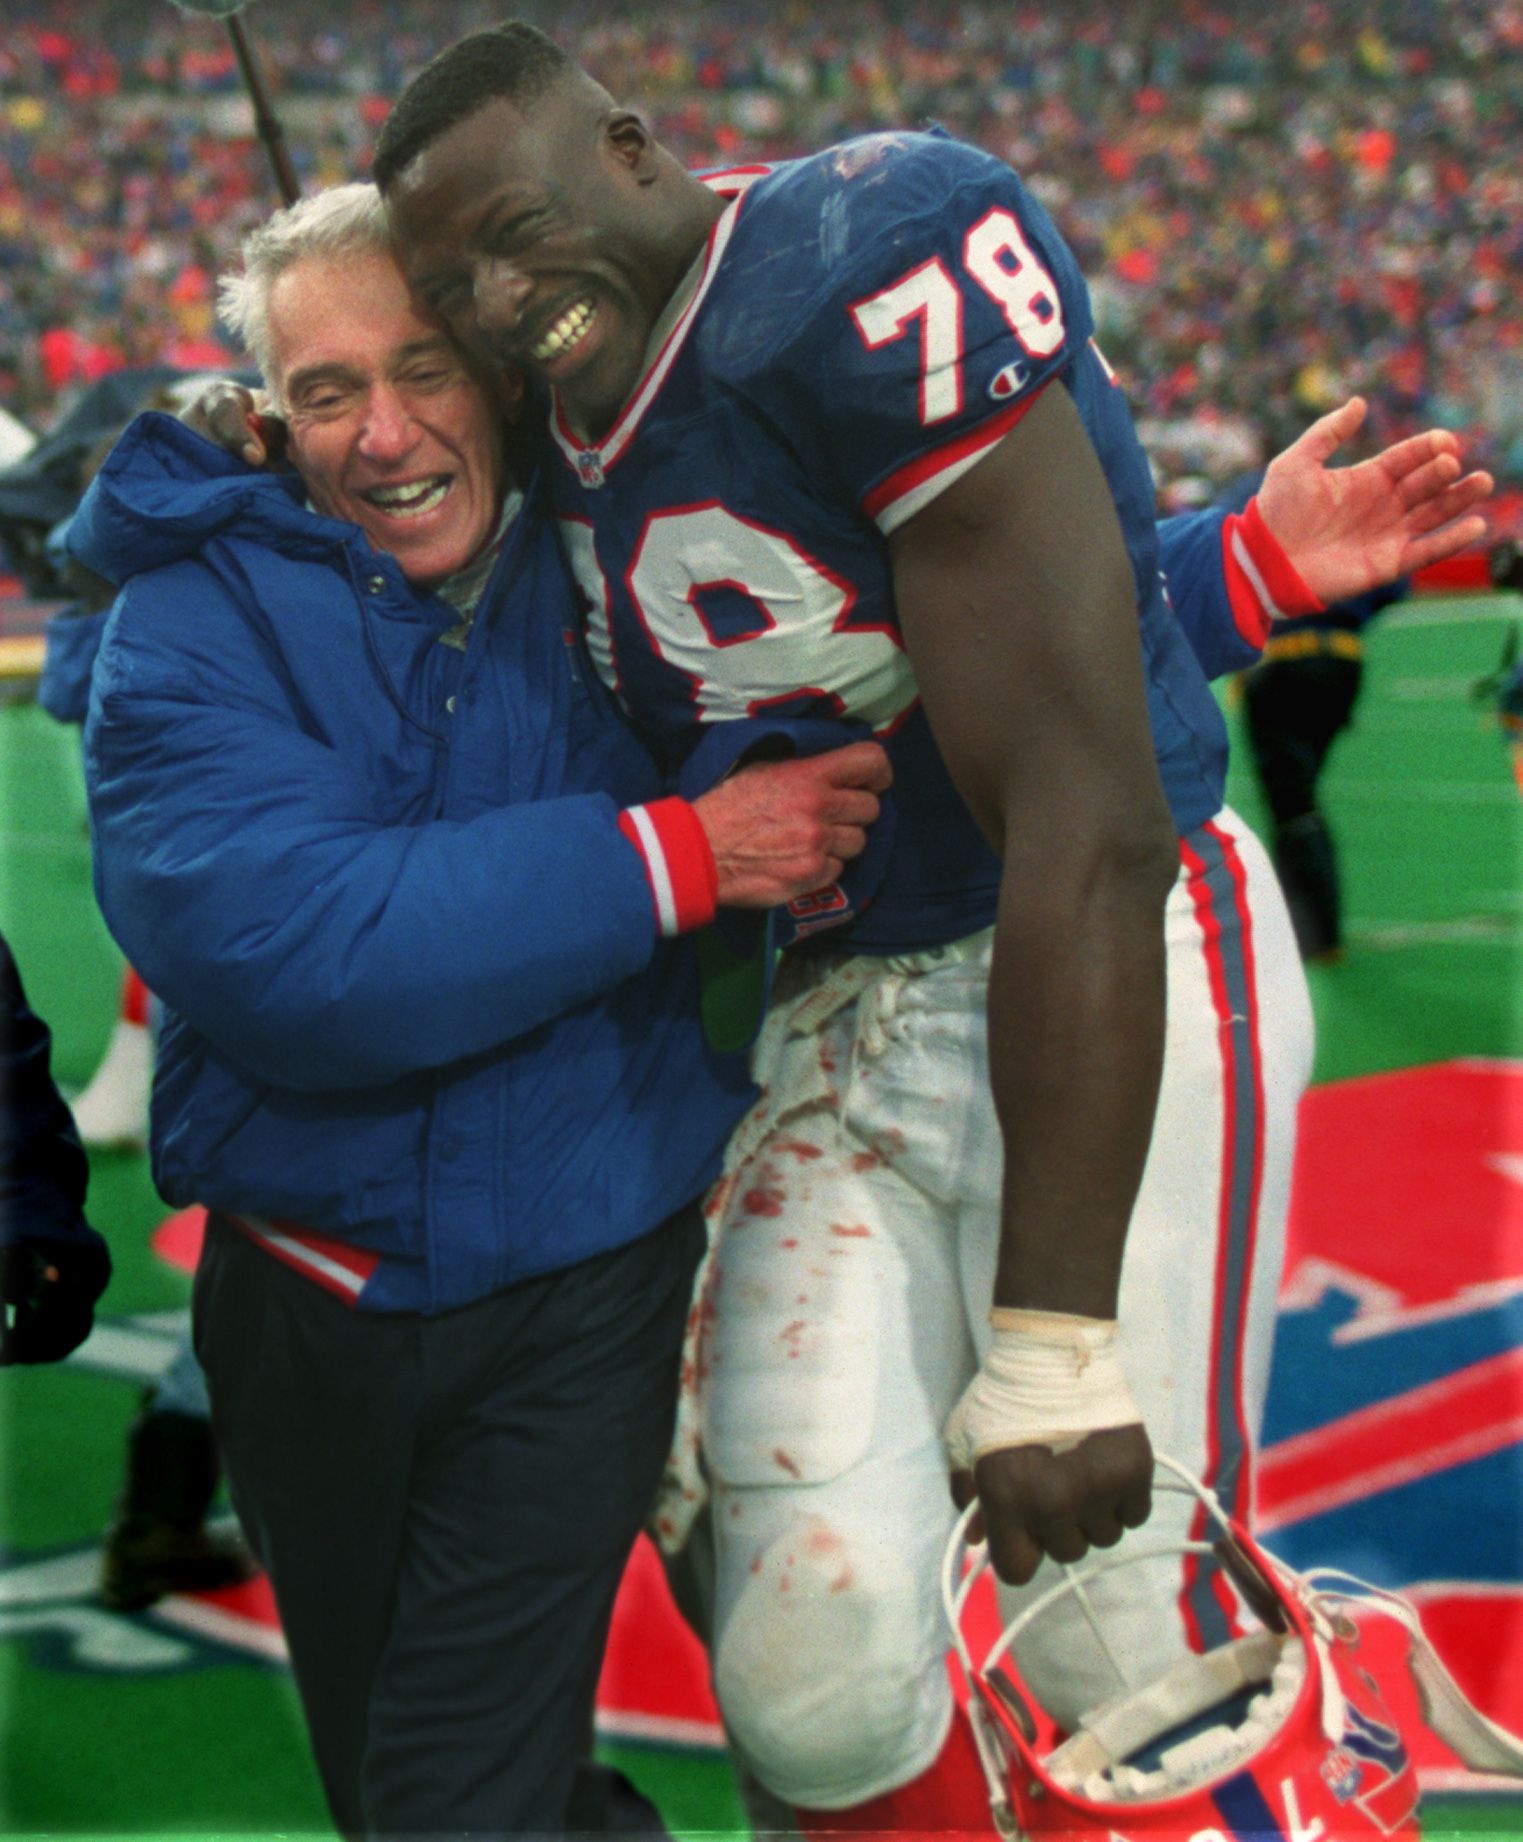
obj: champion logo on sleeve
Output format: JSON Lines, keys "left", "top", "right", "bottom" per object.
{"left": 987, "top": 359, "right": 1031, "bottom": 401}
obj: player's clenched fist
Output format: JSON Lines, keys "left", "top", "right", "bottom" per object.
{"left": 945, "top": 1308, "right": 1153, "bottom": 1583}
{"left": 956, "top": 1428, "right": 1154, "bottom": 1586}
{"left": 692, "top": 741, "right": 892, "bottom": 909}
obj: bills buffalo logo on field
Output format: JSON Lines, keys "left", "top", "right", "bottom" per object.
{"left": 6, "top": 1061, "right": 1523, "bottom": 1786}
{"left": 1259, "top": 1058, "right": 1523, "bottom": 1789}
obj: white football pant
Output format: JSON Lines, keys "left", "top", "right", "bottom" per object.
{"left": 694, "top": 807, "right": 1315, "bottom": 1809}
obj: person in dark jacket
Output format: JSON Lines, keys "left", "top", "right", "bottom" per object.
{"left": 1242, "top": 579, "right": 1408, "bottom": 961}
{"left": 0, "top": 933, "right": 111, "bottom": 1365}
{"left": 1219, "top": 470, "right": 1409, "bottom": 961}
{"left": 71, "top": 182, "right": 888, "bottom": 1842}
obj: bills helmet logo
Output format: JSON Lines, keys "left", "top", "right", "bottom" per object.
{"left": 1341, "top": 1693, "right": 1419, "bottom": 1832}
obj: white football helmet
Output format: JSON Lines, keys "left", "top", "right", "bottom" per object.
{"left": 942, "top": 1454, "right": 1523, "bottom": 1840}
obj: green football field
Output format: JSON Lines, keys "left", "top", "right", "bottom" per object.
{"left": 0, "top": 590, "right": 1520, "bottom": 1839}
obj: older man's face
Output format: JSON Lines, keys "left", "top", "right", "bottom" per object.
{"left": 268, "top": 248, "right": 504, "bottom": 588}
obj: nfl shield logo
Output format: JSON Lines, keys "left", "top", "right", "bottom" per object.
{"left": 577, "top": 450, "right": 605, "bottom": 489}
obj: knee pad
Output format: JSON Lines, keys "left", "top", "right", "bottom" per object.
{"left": 714, "top": 1516, "right": 949, "bottom": 1808}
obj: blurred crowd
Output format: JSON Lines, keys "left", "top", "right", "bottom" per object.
{"left": 3, "top": 0, "right": 1522, "bottom": 484}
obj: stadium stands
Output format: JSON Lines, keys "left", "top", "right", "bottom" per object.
{"left": 2, "top": 0, "right": 1520, "bottom": 488}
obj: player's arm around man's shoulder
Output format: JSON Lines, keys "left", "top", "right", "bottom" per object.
{"left": 889, "top": 380, "right": 1175, "bottom": 1584}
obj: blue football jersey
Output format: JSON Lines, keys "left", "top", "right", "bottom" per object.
{"left": 543, "top": 131, "right": 1229, "bottom": 953}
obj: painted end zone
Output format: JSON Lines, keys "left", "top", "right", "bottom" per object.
{"left": 593, "top": 1535, "right": 724, "bottom": 1750}
{"left": 144, "top": 1064, "right": 1523, "bottom": 1792}
{"left": 1264, "top": 1060, "right": 1523, "bottom": 1790}
{"left": 151, "top": 1204, "right": 208, "bottom": 1273}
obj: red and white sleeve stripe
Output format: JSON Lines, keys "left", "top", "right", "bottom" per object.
{"left": 862, "top": 384, "right": 1051, "bottom": 535}
{"left": 1220, "top": 495, "right": 1323, "bottom": 648}
{"left": 619, "top": 798, "right": 720, "bottom": 937}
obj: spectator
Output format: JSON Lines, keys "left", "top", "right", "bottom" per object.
{"left": 1, "top": 932, "right": 112, "bottom": 1366}
{"left": 2, "top": 2, "right": 1519, "bottom": 482}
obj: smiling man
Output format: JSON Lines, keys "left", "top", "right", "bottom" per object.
{"left": 262, "top": 242, "right": 511, "bottom": 588}
{"left": 70, "top": 182, "right": 891, "bottom": 1840}
{"left": 370, "top": 26, "right": 1495, "bottom": 1834}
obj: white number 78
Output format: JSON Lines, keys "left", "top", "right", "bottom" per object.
{"left": 848, "top": 206, "right": 1066, "bottom": 427}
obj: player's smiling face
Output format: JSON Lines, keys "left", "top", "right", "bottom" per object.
{"left": 269, "top": 249, "right": 504, "bottom": 588}
{"left": 386, "top": 93, "right": 685, "bottom": 441}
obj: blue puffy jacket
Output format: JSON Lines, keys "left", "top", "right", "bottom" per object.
{"left": 71, "top": 415, "right": 754, "bottom": 1313}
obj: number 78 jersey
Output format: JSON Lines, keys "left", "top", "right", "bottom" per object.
{"left": 544, "top": 130, "right": 1229, "bottom": 954}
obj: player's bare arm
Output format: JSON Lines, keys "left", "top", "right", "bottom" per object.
{"left": 1257, "top": 396, "right": 1493, "bottom": 602}
{"left": 889, "top": 382, "right": 1175, "bottom": 1586}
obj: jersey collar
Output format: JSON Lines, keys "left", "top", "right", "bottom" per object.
{"left": 548, "top": 166, "right": 768, "bottom": 484}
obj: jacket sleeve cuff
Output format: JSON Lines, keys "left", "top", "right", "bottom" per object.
{"left": 618, "top": 798, "right": 719, "bottom": 937}
{"left": 1221, "top": 495, "right": 1323, "bottom": 646}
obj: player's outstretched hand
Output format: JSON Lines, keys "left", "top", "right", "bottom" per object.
{"left": 1257, "top": 396, "right": 1493, "bottom": 606}
{"left": 949, "top": 1427, "right": 1154, "bottom": 1585}
{"left": 178, "top": 379, "right": 288, "bottom": 467}
{"left": 693, "top": 740, "right": 892, "bottom": 909}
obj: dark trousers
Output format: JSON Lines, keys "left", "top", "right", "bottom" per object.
{"left": 1242, "top": 654, "right": 1362, "bottom": 957}
{"left": 193, "top": 1204, "right": 706, "bottom": 1840}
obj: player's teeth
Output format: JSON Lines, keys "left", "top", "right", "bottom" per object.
{"left": 368, "top": 477, "right": 450, "bottom": 516}
{"left": 531, "top": 301, "right": 595, "bottom": 362}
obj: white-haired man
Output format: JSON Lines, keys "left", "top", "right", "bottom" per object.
{"left": 71, "top": 182, "right": 889, "bottom": 1839}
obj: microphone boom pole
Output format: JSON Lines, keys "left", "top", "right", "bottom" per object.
{"left": 225, "top": 12, "right": 300, "bottom": 205}
{"left": 168, "top": 0, "right": 300, "bottom": 206}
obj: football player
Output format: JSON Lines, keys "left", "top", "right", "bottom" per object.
{"left": 372, "top": 24, "right": 1494, "bottom": 1832}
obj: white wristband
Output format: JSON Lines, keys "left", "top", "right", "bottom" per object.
{"left": 943, "top": 1308, "right": 1142, "bottom": 1473}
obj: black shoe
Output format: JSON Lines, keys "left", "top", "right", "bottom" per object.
{"left": 99, "top": 1403, "right": 256, "bottom": 1611}
{"left": 100, "top": 1514, "right": 257, "bottom": 1612}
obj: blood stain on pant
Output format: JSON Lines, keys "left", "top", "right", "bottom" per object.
{"left": 773, "top": 1136, "right": 824, "bottom": 1162}
{"left": 778, "top": 1319, "right": 809, "bottom": 1358}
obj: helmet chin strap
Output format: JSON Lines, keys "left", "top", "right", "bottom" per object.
{"left": 1059, "top": 1556, "right": 1132, "bottom": 1696}
{"left": 1411, "top": 1638, "right": 1523, "bottom": 1775}
{"left": 1294, "top": 1566, "right": 1523, "bottom": 1777}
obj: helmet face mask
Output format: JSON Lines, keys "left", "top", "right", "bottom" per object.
{"left": 944, "top": 1457, "right": 1430, "bottom": 1841}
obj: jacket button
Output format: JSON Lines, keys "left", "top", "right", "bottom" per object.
{"left": 445, "top": 696, "right": 457, "bottom": 715}
{"left": 366, "top": 574, "right": 386, "bottom": 594}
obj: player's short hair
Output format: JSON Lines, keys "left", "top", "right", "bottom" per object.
{"left": 217, "top": 182, "right": 391, "bottom": 392}
{"left": 373, "top": 23, "right": 575, "bottom": 193}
